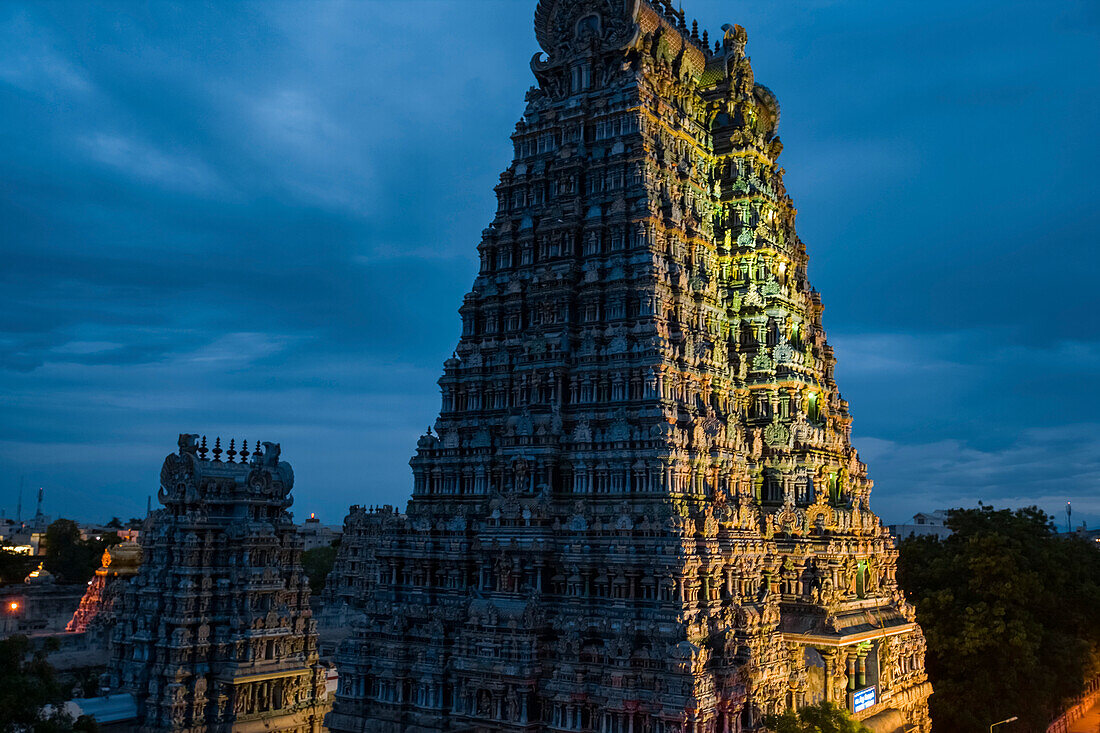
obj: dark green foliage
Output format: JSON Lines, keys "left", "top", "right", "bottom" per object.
{"left": 0, "top": 546, "right": 36, "bottom": 585}
{"left": 763, "top": 701, "right": 871, "bottom": 733}
{"left": 898, "top": 505, "right": 1100, "bottom": 732}
{"left": 43, "top": 520, "right": 121, "bottom": 584}
{"left": 301, "top": 546, "right": 337, "bottom": 594}
{"left": 104, "top": 517, "right": 122, "bottom": 529}
{"left": 0, "top": 635, "right": 99, "bottom": 732}
{"left": 44, "top": 519, "right": 84, "bottom": 583}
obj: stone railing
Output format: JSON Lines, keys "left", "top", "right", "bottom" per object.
{"left": 1047, "top": 678, "right": 1100, "bottom": 733}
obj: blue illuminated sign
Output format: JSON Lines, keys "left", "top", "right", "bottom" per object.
{"left": 853, "top": 686, "right": 876, "bottom": 713}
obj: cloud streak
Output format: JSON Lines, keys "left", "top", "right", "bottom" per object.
{"left": 860, "top": 425, "right": 1100, "bottom": 528}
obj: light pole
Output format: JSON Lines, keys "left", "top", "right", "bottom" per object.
{"left": 990, "top": 716, "right": 1018, "bottom": 733}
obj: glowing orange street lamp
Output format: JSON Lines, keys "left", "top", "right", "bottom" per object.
{"left": 8, "top": 601, "right": 19, "bottom": 612}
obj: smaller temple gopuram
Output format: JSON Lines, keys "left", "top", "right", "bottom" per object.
{"left": 317, "top": 504, "right": 397, "bottom": 636}
{"left": 106, "top": 435, "right": 330, "bottom": 733}
{"left": 67, "top": 540, "right": 142, "bottom": 635}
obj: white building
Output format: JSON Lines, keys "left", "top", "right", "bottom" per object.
{"left": 888, "top": 510, "right": 953, "bottom": 540}
{"left": 299, "top": 513, "right": 342, "bottom": 551}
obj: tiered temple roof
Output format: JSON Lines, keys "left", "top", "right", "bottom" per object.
{"left": 326, "top": 1, "right": 931, "bottom": 731}
{"left": 107, "top": 435, "right": 330, "bottom": 732}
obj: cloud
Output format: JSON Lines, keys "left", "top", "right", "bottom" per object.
{"left": 0, "top": 10, "right": 92, "bottom": 97}
{"left": 0, "top": 0, "right": 1096, "bottom": 528}
{"left": 831, "top": 329, "right": 1100, "bottom": 525}
{"left": 861, "top": 424, "right": 1100, "bottom": 527}
{"left": 80, "top": 132, "right": 226, "bottom": 194}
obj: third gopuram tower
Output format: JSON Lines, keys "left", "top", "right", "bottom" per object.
{"left": 326, "top": 0, "right": 932, "bottom": 731}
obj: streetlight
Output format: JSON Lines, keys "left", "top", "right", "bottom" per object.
{"left": 990, "top": 716, "right": 1018, "bottom": 733}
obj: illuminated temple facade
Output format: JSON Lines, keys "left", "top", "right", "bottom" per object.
{"left": 67, "top": 539, "right": 142, "bottom": 635}
{"left": 107, "top": 436, "right": 330, "bottom": 732}
{"left": 326, "top": 0, "right": 931, "bottom": 731}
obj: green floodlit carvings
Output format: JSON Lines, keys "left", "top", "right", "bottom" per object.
{"left": 807, "top": 391, "right": 821, "bottom": 422}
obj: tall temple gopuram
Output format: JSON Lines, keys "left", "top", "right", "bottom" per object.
{"left": 107, "top": 435, "right": 331, "bottom": 732}
{"left": 326, "top": 1, "right": 931, "bottom": 731}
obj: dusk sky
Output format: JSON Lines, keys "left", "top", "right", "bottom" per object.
{"left": 1, "top": 0, "right": 1098, "bottom": 529}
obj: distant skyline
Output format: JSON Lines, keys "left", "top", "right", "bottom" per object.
{"left": 1, "top": 0, "right": 1098, "bottom": 528}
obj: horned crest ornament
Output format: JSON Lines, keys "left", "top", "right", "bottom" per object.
{"left": 533, "top": 0, "right": 641, "bottom": 62}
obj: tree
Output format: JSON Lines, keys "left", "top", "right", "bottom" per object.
{"left": 301, "top": 546, "right": 338, "bottom": 595}
{"left": 0, "top": 634, "right": 99, "bottom": 731}
{"left": 0, "top": 546, "right": 36, "bottom": 585}
{"left": 44, "top": 520, "right": 85, "bottom": 583}
{"left": 44, "top": 520, "right": 121, "bottom": 584}
{"left": 898, "top": 506, "right": 1100, "bottom": 732}
{"left": 105, "top": 517, "right": 122, "bottom": 529}
{"left": 763, "top": 701, "right": 871, "bottom": 733}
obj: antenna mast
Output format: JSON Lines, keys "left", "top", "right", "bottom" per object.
{"left": 34, "top": 487, "right": 44, "bottom": 529}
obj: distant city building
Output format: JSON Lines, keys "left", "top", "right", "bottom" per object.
{"left": 888, "top": 511, "right": 953, "bottom": 541}
{"left": 106, "top": 435, "right": 331, "bottom": 732}
{"left": 1069, "top": 522, "right": 1100, "bottom": 545}
{"left": 77, "top": 524, "right": 136, "bottom": 543}
{"left": 298, "top": 513, "right": 342, "bottom": 552}
{"left": 2, "top": 523, "right": 47, "bottom": 555}
{"left": 327, "top": 1, "right": 930, "bottom": 731}
{"left": 0, "top": 520, "right": 137, "bottom": 558}
{"left": 0, "top": 563, "right": 84, "bottom": 634}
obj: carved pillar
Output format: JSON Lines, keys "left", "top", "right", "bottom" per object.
{"left": 846, "top": 650, "right": 858, "bottom": 708}
{"left": 820, "top": 649, "right": 836, "bottom": 703}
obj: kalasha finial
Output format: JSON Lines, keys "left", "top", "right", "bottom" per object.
{"left": 226, "top": 438, "right": 237, "bottom": 462}
{"left": 239, "top": 439, "right": 250, "bottom": 462}
{"left": 199, "top": 435, "right": 208, "bottom": 459}
{"left": 212, "top": 437, "right": 222, "bottom": 462}
{"left": 702, "top": 29, "right": 708, "bottom": 47}
{"left": 692, "top": 20, "right": 699, "bottom": 41}
{"left": 252, "top": 440, "right": 262, "bottom": 460}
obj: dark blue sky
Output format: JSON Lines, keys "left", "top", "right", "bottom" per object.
{"left": 1, "top": 1, "right": 1098, "bottom": 529}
